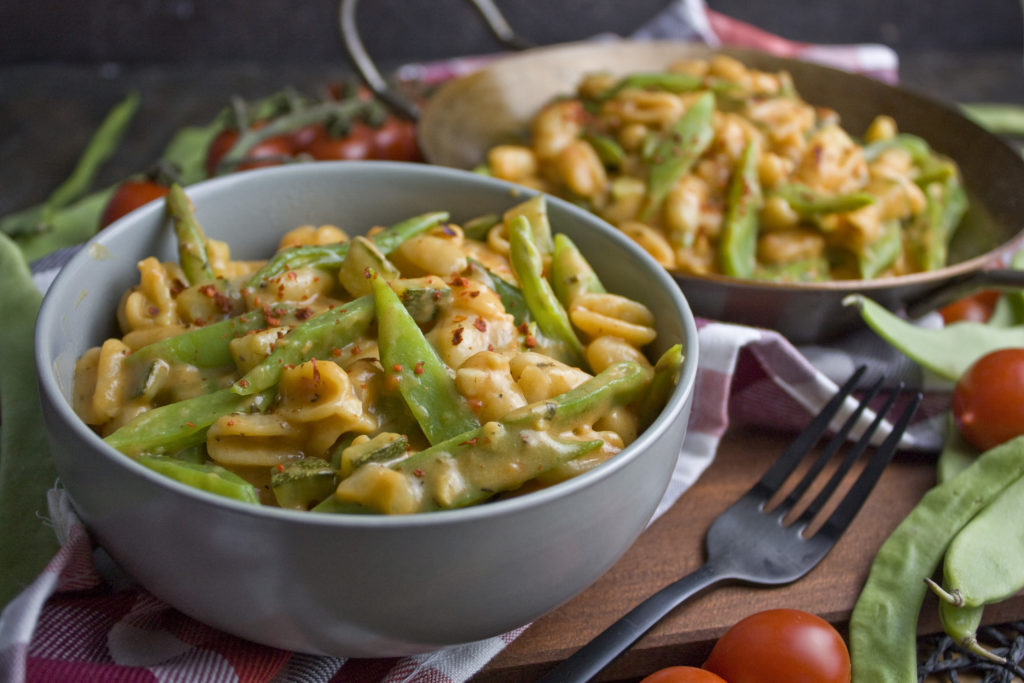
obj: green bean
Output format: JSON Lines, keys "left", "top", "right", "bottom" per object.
{"left": 772, "top": 183, "right": 876, "bottom": 218}
{"left": 104, "top": 387, "right": 274, "bottom": 456}
{"left": 753, "top": 257, "right": 830, "bottom": 283}
{"left": 502, "top": 360, "right": 650, "bottom": 431}
{"left": 844, "top": 294, "right": 1024, "bottom": 381}
{"left": 371, "top": 274, "right": 480, "bottom": 445}
{"left": 332, "top": 361, "right": 649, "bottom": 514}
{"left": 960, "top": 102, "right": 1024, "bottom": 137}
{"left": 936, "top": 413, "right": 978, "bottom": 484}
{"left": 135, "top": 453, "right": 260, "bottom": 505}
{"left": 863, "top": 133, "right": 933, "bottom": 164}
{"left": 849, "top": 435, "right": 1024, "bottom": 683}
{"left": 932, "top": 594, "right": 1004, "bottom": 663}
{"left": 637, "top": 344, "right": 684, "bottom": 428}
{"left": 507, "top": 215, "right": 586, "bottom": 367}
{"left": 642, "top": 91, "right": 715, "bottom": 220}
{"left": 940, "top": 472, "right": 1024, "bottom": 608}
{"left": 270, "top": 457, "right": 337, "bottom": 510}
{"left": 462, "top": 213, "right": 501, "bottom": 241}
{"left": 719, "top": 139, "right": 762, "bottom": 279}
{"left": 337, "top": 235, "right": 401, "bottom": 297}
{"left": 246, "top": 211, "right": 448, "bottom": 287}
{"left": 858, "top": 219, "right": 901, "bottom": 279}
{"left": 128, "top": 306, "right": 286, "bottom": 369}
{"left": 583, "top": 131, "right": 626, "bottom": 168}
{"left": 232, "top": 296, "right": 375, "bottom": 395}
{"left": 910, "top": 175, "right": 967, "bottom": 272}
{"left": 550, "top": 233, "right": 605, "bottom": 310}
{"left": 504, "top": 195, "right": 553, "bottom": 255}
{"left": 467, "top": 259, "right": 530, "bottom": 326}
{"left": 166, "top": 184, "right": 216, "bottom": 286}
{"left": 595, "top": 71, "right": 704, "bottom": 102}
{"left": 1, "top": 94, "right": 139, "bottom": 239}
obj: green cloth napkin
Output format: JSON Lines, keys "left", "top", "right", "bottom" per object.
{"left": 0, "top": 233, "right": 60, "bottom": 608}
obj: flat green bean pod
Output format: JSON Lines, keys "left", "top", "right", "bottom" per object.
{"left": 849, "top": 435, "right": 1024, "bottom": 682}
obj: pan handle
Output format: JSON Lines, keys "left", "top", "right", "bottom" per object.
{"left": 904, "top": 267, "right": 1024, "bottom": 318}
{"left": 338, "top": 0, "right": 532, "bottom": 121}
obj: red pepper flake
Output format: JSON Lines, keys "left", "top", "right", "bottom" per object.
{"left": 170, "top": 278, "right": 187, "bottom": 296}
{"left": 296, "top": 307, "right": 313, "bottom": 321}
{"left": 413, "top": 361, "right": 425, "bottom": 375}
{"left": 226, "top": 419, "right": 236, "bottom": 426}
{"left": 262, "top": 304, "right": 282, "bottom": 327}
{"left": 148, "top": 305, "right": 160, "bottom": 316}
{"left": 276, "top": 463, "right": 286, "bottom": 472}
{"left": 468, "top": 398, "right": 483, "bottom": 411}
{"left": 469, "top": 290, "right": 480, "bottom": 298}
{"left": 185, "top": 421, "right": 196, "bottom": 428}
{"left": 352, "top": 344, "right": 361, "bottom": 354}
{"left": 392, "top": 363, "right": 404, "bottom": 373}
{"left": 449, "top": 275, "right": 469, "bottom": 288}
{"left": 193, "top": 317, "right": 206, "bottom": 327}
{"left": 518, "top": 322, "right": 530, "bottom": 334}
{"left": 473, "top": 317, "right": 487, "bottom": 332}
{"left": 413, "top": 468, "right": 425, "bottom": 478}
{"left": 524, "top": 333, "right": 537, "bottom": 348}
{"left": 286, "top": 271, "right": 298, "bottom": 281}
{"left": 238, "top": 379, "right": 250, "bottom": 389}
{"left": 363, "top": 266, "right": 373, "bottom": 279}
{"left": 311, "top": 358, "right": 321, "bottom": 383}
{"left": 331, "top": 347, "right": 342, "bottom": 357}
{"left": 460, "top": 438, "right": 478, "bottom": 446}
{"left": 452, "top": 327, "right": 464, "bottom": 346}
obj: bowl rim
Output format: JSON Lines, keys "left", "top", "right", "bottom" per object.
{"left": 35, "top": 160, "right": 700, "bottom": 528}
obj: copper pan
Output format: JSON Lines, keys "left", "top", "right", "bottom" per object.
{"left": 340, "top": 0, "right": 1024, "bottom": 343}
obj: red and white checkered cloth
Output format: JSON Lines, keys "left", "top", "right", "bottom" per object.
{"left": 1, "top": 2, "right": 916, "bottom": 681}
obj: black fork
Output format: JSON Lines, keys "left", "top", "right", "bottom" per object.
{"left": 539, "top": 366, "right": 922, "bottom": 682}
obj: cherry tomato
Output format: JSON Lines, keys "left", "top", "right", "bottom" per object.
{"left": 204, "top": 128, "right": 240, "bottom": 177}
{"left": 100, "top": 179, "right": 169, "bottom": 228}
{"left": 640, "top": 666, "right": 728, "bottom": 683}
{"left": 951, "top": 348, "right": 1024, "bottom": 452}
{"left": 235, "top": 134, "right": 293, "bottom": 171}
{"left": 368, "top": 116, "right": 422, "bottom": 161}
{"left": 939, "top": 290, "right": 1000, "bottom": 325}
{"left": 703, "top": 609, "right": 850, "bottom": 683}
{"left": 304, "top": 122, "right": 376, "bottom": 161}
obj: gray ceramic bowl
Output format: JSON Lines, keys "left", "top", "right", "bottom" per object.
{"left": 35, "top": 161, "right": 698, "bottom": 657}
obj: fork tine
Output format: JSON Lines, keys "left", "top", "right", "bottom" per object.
{"left": 796, "top": 384, "right": 898, "bottom": 523}
{"left": 775, "top": 376, "right": 884, "bottom": 516}
{"left": 756, "top": 365, "right": 867, "bottom": 494}
{"left": 815, "top": 390, "right": 923, "bottom": 537}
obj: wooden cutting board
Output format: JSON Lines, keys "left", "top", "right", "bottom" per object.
{"left": 473, "top": 424, "right": 1024, "bottom": 681}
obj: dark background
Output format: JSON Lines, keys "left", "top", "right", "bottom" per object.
{"left": 2, "top": 0, "right": 1023, "bottom": 218}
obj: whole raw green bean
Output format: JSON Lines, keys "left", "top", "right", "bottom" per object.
{"left": 940, "top": 472, "right": 1024, "bottom": 608}
{"left": 104, "top": 387, "right": 274, "bottom": 456}
{"left": 932, "top": 595, "right": 1003, "bottom": 663}
{"left": 845, "top": 294, "right": 1024, "bottom": 381}
{"left": 849, "top": 435, "right": 1024, "bottom": 683}
{"left": 507, "top": 215, "right": 586, "bottom": 367}
{"left": 719, "top": 139, "right": 762, "bottom": 278}
{"left": 1, "top": 94, "right": 139, "bottom": 239}
{"left": 246, "top": 211, "right": 448, "bottom": 287}
{"left": 642, "top": 91, "right": 715, "bottom": 220}
{"left": 166, "top": 184, "right": 216, "bottom": 286}
{"left": 232, "top": 295, "right": 375, "bottom": 395}
{"left": 371, "top": 274, "right": 480, "bottom": 445}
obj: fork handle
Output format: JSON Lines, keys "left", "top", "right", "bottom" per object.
{"left": 538, "top": 561, "right": 727, "bottom": 682}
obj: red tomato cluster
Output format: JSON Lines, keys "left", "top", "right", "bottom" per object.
{"left": 640, "top": 609, "right": 850, "bottom": 683}
{"left": 203, "top": 115, "right": 421, "bottom": 177}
